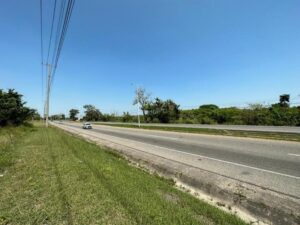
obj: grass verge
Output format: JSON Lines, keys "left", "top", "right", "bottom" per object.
{"left": 0, "top": 124, "right": 35, "bottom": 173}
{"left": 0, "top": 124, "right": 248, "bottom": 225}
{"left": 96, "top": 123, "right": 300, "bottom": 142}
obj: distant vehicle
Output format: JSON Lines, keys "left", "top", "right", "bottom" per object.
{"left": 82, "top": 122, "right": 92, "bottom": 129}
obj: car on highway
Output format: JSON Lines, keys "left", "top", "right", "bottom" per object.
{"left": 82, "top": 122, "right": 92, "bottom": 129}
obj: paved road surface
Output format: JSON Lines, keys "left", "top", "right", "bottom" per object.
{"left": 54, "top": 121, "right": 300, "bottom": 198}
{"left": 98, "top": 122, "right": 300, "bottom": 134}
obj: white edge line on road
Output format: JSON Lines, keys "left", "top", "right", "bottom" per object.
{"left": 55, "top": 123, "right": 300, "bottom": 180}
{"left": 288, "top": 153, "right": 300, "bottom": 157}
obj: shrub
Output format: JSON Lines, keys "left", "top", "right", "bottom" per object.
{"left": 0, "top": 89, "right": 35, "bottom": 126}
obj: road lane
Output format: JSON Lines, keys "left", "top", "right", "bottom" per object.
{"left": 66, "top": 122, "right": 300, "bottom": 177}
{"left": 55, "top": 121, "right": 300, "bottom": 198}
{"left": 98, "top": 122, "right": 300, "bottom": 134}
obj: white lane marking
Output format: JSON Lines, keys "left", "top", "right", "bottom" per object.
{"left": 288, "top": 153, "right": 300, "bottom": 157}
{"left": 58, "top": 123, "right": 300, "bottom": 180}
{"left": 128, "top": 133, "right": 180, "bottom": 141}
{"left": 139, "top": 143, "right": 300, "bottom": 180}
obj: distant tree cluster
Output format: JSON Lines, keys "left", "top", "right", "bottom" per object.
{"left": 144, "top": 98, "right": 180, "bottom": 123}
{"left": 133, "top": 87, "right": 180, "bottom": 123}
{"left": 131, "top": 92, "right": 300, "bottom": 126}
{"left": 179, "top": 95, "right": 300, "bottom": 126}
{"left": 66, "top": 92, "right": 300, "bottom": 126}
{"left": 68, "top": 105, "right": 106, "bottom": 122}
{"left": 0, "top": 89, "right": 37, "bottom": 126}
{"left": 50, "top": 114, "right": 65, "bottom": 121}
{"left": 83, "top": 105, "right": 102, "bottom": 121}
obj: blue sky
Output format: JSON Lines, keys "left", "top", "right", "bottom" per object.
{"left": 0, "top": 0, "right": 300, "bottom": 116}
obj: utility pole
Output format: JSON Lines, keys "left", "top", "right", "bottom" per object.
{"left": 45, "top": 64, "right": 52, "bottom": 127}
{"left": 137, "top": 101, "right": 141, "bottom": 128}
{"left": 43, "top": 101, "right": 46, "bottom": 122}
{"left": 132, "top": 83, "right": 141, "bottom": 128}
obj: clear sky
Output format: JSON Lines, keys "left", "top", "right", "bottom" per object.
{"left": 0, "top": 0, "right": 300, "bottom": 116}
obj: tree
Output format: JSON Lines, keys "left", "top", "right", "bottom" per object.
{"left": 133, "top": 87, "right": 151, "bottom": 122}
{"left": 69, "top": 109, "right": 79, "bottom": 121}
{"left": 279, "top": 94, "right": 290, "bottom": 107}
{"left": 146, "top": 98, "right": 180, "bottom": 123}
{"left": 0, "top": 89, "right": 35, "bottom": 126}
{"left": 199, "top": 104, "right": 219, "bottom": 110}
{"left": 83, "top": 105, "right": 102, "bottom": 121}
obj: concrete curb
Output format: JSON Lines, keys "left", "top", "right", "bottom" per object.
{"left": 52, "top": 123, "right": 300, "bottom": 225}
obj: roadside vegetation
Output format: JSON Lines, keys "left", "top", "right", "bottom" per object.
{"left": 0, "top": 125, "right": 34, "bottom": 174}
{"left": 58, "top": 90, "right": 300, "bottom": 127}
{"left": 95, "top": 123, "right": 300, "bottom": 142}
{"left": 0, "top": 89, "right": 39, "bottom": 127}
{"left": 0, "top": 124, "right": 248, "bottom": 225}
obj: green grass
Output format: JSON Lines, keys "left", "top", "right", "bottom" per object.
{"left": 96, "top": 123, "right": 300, "bottom": 142}
{"left": 0, "top": 124, "right": 35, "bottom": 173}
{"left": 0, "top": 124, "right": 248, "bottom": 225}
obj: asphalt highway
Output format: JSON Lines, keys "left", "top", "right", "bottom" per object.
{"left": 55, "top": 121, "right": 300, "bottom": 198}
{"left": 98, "top": 122, "right": 300, "bottom": 134}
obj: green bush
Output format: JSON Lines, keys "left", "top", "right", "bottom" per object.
{"left": 178, "top": 105, "right": 300, "bottom": 126}
{"left": 0, "top": 89, "right": 36, "bottom": 126}
{"left": 82, "top": 94, "right": 300, "bottom": 126}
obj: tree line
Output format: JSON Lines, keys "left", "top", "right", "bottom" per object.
{"left": 179, "top": 99, "right": 300, "bottom": 126}
{"left": 66, "top": 89, "right": 300, "bottom": 126}
{"left": 67, "top": 88, "right": 180, "bottom": 124}
{"left": 3, "top": 88, "right": 297, "bottom": 127}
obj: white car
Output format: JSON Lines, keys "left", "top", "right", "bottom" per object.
{"left": 82, "top": 122, "right": 92, "bottom": 129}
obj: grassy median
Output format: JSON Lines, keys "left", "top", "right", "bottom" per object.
{"left": 0, "top": 124, "right": 247, "bottom": 225}
{"left": 96, "top": 123, "right": 300, "bottom": 142}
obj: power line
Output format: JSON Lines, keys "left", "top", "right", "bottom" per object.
{"left": 40, "top": 0, "right": 44, "bottom": 104}
{"left": 46, "top": 0, "right": 57, "bottom": 65}
{"left": 40, "top": 0, "right": 76, "bottom": 126}
{"left": 51, "top": 0, "right": 67, "bottom": 67}
{"left": 51, "top": 0, "right": 75, "bottom": 87}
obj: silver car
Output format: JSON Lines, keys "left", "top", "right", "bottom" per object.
{"left": 82, "top": 122, "right": 92, "bottom": 129}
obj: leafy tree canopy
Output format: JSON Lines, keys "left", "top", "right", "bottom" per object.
{"left": 69, "top": 109, "right": 79, "bottom": 121}
{"left": 0, "top": 89, "right": 36, "bottom": 126}
{"left": 83, "top": 105, "right": 102, "bottom": 121}
{"left": 146, "top": 98, "right": 180, "bottom": 123}
{"left": 199, "top": 104, "right": 219, "bottom": 110}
